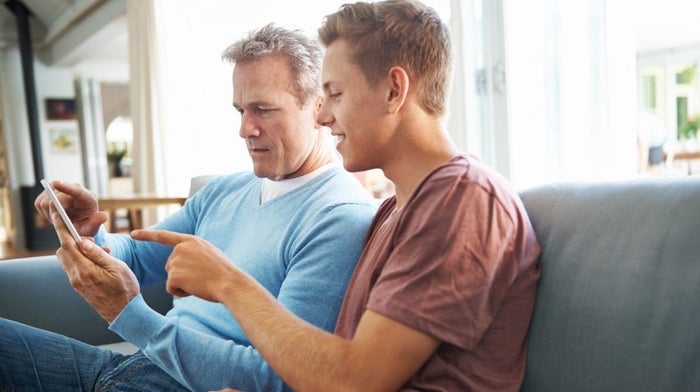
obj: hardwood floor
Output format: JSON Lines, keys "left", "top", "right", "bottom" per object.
{"left": 0, "top": 241, "right": 57, "bottom": 260}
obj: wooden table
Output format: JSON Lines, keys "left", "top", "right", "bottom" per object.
{"left": 99, "top": 195, "right": 187, "bottom": 232}
{"left": 670, "top": 150, "right": 700, "bottom": 161}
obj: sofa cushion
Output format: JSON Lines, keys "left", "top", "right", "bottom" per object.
{"left": 519, "top": 178, "right": 700, "bottom": 391}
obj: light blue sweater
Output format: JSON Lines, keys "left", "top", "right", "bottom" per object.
{"left": 100, "top": 167, "right": 377, "bottom": 391}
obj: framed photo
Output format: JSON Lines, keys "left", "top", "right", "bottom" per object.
{"left": 45, "top": 98, "right": 77, "bottom": 120}
{"left": 49, "top": 127, "right": 78, "bottom": 154}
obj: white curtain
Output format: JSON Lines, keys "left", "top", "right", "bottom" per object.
{"left": 447, "top": 0, "right": 479, "bottom": 155}
{"left": 75, "top": 77, "right": 109, "bottom": 195}
{"left": 127, "top": 0, "right": 168, "bottom": 224}
{"left": 502, "top": 0, "right": 637, "bottom": 189}
{"left": 127, "top": 0, "right": 167, "bottom": 196}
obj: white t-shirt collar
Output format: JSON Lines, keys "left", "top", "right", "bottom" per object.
{"left": 260, "top": 162, "right": 337, "bottom": 203}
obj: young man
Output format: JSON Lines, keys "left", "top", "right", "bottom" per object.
{"left": 65, "top": 1, "right": 540, "bottom": 390}
{"left": 3, "top": 25, "right": 376, "bottom": 391}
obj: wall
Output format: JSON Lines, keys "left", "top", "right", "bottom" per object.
{"left": 1, "top": 48, "right": 85, "bottom": 186}
{"left": 35, "top": 60, "right": 85, "bottom": 184}
{"left": 0, "top": 49, "right": 74, "bottom": 247}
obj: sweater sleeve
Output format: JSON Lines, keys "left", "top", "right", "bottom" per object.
{"left": 109, "top": 201, "right": 375, "bottom": 392}
{"left": 93, "top": 187, "right": 204, "bottom": 285}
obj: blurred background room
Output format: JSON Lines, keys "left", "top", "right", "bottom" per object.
{"left": 1, "top": 0, "right": 699, "bottom": 254}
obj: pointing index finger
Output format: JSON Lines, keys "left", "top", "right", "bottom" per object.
{"left": 130, "top": 229, "right": 193, "bottom": 246}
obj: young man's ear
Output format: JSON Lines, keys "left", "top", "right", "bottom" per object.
{"left": 386, "top": 66, "right": 409, "bottom": 114}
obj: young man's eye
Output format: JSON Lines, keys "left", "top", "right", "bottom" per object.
{"left": 330, "top": 92, "right": 342, "bottom": 100}
{"left": 255, "top": 107, "right": 272, "bottom": 115}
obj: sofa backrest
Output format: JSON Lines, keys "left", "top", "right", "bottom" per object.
{"left": 518, "top": 177, "right": 700, "bottom": 391}
{"left": 189, "top": 174, "right": 219, "bottom": 197}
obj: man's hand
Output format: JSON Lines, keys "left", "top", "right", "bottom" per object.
{"left": 35, "top": 180, "right": 108, "bottom": 237}
{"left": 52, "top": 212, "right": 140, "bottom": 324}
{"left": 131, "top": 229, "right": 235, "bottom": 302}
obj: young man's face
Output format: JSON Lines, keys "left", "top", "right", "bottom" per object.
{"left": 233, "top": 55, "right": 321, "bottom": 180}
{"left": 318, "top": 40, "right": 393, "bottom": 173}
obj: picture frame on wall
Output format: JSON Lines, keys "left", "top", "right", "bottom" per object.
{"left": 45, "top": 98, "right": 77, "bottom": 120}
{"left": 49, "top": 127, "right": 78, "bottom": 154}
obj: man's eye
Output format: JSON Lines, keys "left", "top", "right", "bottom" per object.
{"left": 255, "top": 107, "right": 271, "bottom": 115}
{"left": 330, "top": 92, "right": 342, "bottom": 100}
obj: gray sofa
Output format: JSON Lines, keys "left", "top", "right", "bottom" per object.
{"left": 1, "top": 177, "right": 698, "bottom": 390}
{"left": 519, "top": 177, "right": 700, "bottom": 391}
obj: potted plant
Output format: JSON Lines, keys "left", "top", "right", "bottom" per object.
{"left": 680, "top": 117, "right": 699, "bottom": 140}
{"left": 107, "top": 145, "right": 128, "bottom": 177}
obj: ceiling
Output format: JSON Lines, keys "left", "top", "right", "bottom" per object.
{"left": 0, "top": 0, "right": 127, "bottom": 66}
{"left": 1, "top": 0, "right": 700, "bottom": 67}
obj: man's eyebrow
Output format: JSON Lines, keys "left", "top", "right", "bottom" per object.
{"left": 234, "top": 100, "right": 268, "bottom": 109}
{"left": 322, "top": 81, "right": 333, "bottom": 92}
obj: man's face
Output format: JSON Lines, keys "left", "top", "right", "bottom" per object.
{"left": 233, "top": 56, "right": 320, "bottom": 180}
{"left": 318, "top": 40, "right": 391, "bottom": 173}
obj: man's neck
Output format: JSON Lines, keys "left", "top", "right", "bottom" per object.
{"left": 383, "top": 123, "right": 459, "bottom": 209}
{"left": 284, "top": 133, "right": 337, "bottom": 180}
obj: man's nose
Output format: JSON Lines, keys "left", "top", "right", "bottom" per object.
{"left": 239, "top": 114, "right": 260, "bottom": 138}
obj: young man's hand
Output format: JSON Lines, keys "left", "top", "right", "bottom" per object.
{"left": 131, "top": 229, "right": 236, "bottom": 302}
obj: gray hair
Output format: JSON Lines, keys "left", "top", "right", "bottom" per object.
{"left": 221, "top": 23, "right": 323, "bottom": 107}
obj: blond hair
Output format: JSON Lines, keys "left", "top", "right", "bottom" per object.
{"left": 318, "top": 0, "right": 452, "bottom": 116}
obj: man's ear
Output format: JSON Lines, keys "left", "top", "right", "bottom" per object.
{"left": 312, "top": 96, "right": 324, "bottom": 129}
{"left": 386, "top": 66, "right": 409, "bottom": 114}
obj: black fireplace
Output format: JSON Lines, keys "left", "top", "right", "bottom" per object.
{"left": 6, "top": 0, "right": 60, "bottom": 250}
{"left": 20, "top": 185, "right": 59, "bottom": 250}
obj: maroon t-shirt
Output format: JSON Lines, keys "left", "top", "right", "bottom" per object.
{"left": 335, "top": 155, "right": 541, "bottom": 391}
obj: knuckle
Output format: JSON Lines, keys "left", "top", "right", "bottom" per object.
{"left": 77, "top": 270, "right": 93, "bottom": 283}
{"left": 68, "top": 274, "right": 82, "bottom": 289}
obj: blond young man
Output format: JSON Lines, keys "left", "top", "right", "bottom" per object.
{"left": 58, "top": 1, "right": 540, "bottom": 390}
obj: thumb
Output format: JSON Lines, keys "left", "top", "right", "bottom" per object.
{"left": 78, "top": 238, "right": 115, "bottom": 268}
{"left": 90, "top": 210, "right": 110, "bottom": 226}
{"left": 80, "top": 211, "right": 109, "bottom": 236}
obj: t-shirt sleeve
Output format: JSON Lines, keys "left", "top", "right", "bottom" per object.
{"left": 366, "top": 175, "right": 523, "bottom": 350}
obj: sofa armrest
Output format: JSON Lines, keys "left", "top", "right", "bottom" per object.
{"left": 0, "top": 255, "right": 172, "bottom": 346}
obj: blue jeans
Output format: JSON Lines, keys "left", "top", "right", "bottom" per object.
{"left": 0, "top": 318, "right": 190, "bottom": 391}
